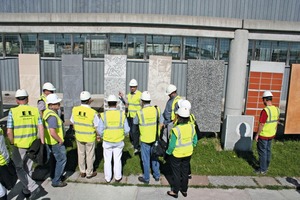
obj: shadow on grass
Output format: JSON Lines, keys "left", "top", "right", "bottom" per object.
{"left": 234, "top": 150, "right": 258, "bottom": 170}
{"left": 94, "top": 142, "right": 103, "bottom": 170}
{"left": 160, "top": 156, "right": 173, "bottom": 187}
{"left": 286, "top": 177, "right": 300, "bottom": 193}
{"left": 121, "top": 150, "right": 132, "bottom": 168}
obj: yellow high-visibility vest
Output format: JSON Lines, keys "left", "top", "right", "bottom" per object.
{"left": 0, "top": 128, "right": 7, "bottom": 166}
{"left": 38, "top": 94, "right": 48, "bottom": 109}
{"left": 73, "top": 106, "right": 97, "bottom": 143}
{"left": 260, "top": 105, "right": 280, "bottom": 138}
{"left": 10, "top": 105, "right": 39, "bottom": 148}
{"left": 101, "top": 110, "right": 125, "bottom": 143}
{"left": 172, "top": 124, "right": 195, "bottom": 158}
{"left": 43, "top": 109, "right": 64, "bottom": 145}
{"left": 127, "top": 90, "right": 142, "bottom": 118}
{"left": 171, "top": 96, "right": 181, "bottom": 121}
{"left": 137, "top": 106, "right": 160, "bottom": 143}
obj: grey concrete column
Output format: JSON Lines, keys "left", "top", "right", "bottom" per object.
{"left": 0, "top": 79, "right": 3, "bottom": 118}
{"left": 224, "top": 29, "right": 249, "bottom": 117}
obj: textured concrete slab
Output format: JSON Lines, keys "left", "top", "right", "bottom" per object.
{"left": 127, "top": 174, "right": 142, "bottom": 185}
{"left": 160, "top": 175, "right": 170, "bottom": 186}
{"left": 254, "top": 177, "right": 281, "bottom": 187}
{"left": 246, "top": 188, "right": 297, "bottom": 200}
{"left": 62, "top": 54, "right": 84, "bottom": 121}
{"left": 188, "top": 188, "right": 252, "bottom": 200}
{"left": 67, "top": 171, "right": 80, "bottom": 182}
{"left": 221, "top": 115, "right": 254, "bottom": 151}
{"left": 148, "top": 55, "right": 172, "bottom": 111}
{"left": 19, "top": 54, "right": 40, "bottom": 106}
{"left": 187, "top": 60, "right": 225, "bottom": 132}
{"left": 208, "top": 176, "right": 257, "bottom": 187}
{"left": 189, "top": 175, "right": 209, "bottom": 186}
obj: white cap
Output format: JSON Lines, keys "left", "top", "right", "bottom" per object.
{"left": 166, "top": 84, "right": 177, "bottom": 95}
{"left": 42, "top": 82, "right": 56, "bottom": 91}
{"left": 141, "top": 91, "right": 151, "bottom": 101}
{"left": 46, "top": 94, "right": 62, "bottom": 104}
{"left": 177, "top": 107, "right": 190, "bottom": 118}
{"left": 107, "top": 95, "right": 118, "bottom": 102}
{"left": 15, "top": 89, "right": 28, "bottom": 98}
{"left": 129, "top": 79, "right": 138, "bottom": 87}
{"left": 262, "top": 90, "right": 273, "bottom": 98}
{"left": 80, "top": 91, "right": 91, "bottom": 101}
{"left": 178, "top": 99, "right": 191, "bottom": 110}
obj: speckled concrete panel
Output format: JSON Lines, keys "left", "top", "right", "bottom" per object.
{"left": 221, "top": 115, "right": 254, "bottom": 151}
{"left": 104, "top": 55, "right": 127, "bottom": 111}
{"left": 208, "top": 176, "right": 257, "bottom": 187}
{"left": 254, "top": 177, "right": 281, "bottom": 186}
{"left": 187, "top": 60, "right": 225, "bottom": 132}
{"left": 148, "top": 55, "right": 172, "bottom": 111}
{"left": 62, "top": 55, "right": 83, "bottom": 122}
{"left": 19, "top": 54, "right": 40, "bottom": 106}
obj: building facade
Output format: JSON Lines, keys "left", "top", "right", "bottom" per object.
{"left": 0, "top": 0, "right": 300, "bottom": 109}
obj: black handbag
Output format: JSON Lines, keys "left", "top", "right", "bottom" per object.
{"left": 151, "top": 106, "right": 167, "bottom": 157}
{"left": 0, "top": 160, "right": 18, "bottom": 190}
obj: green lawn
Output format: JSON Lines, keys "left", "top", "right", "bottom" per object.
{"left": 65, "top": 136, "right": 300, "bottom": 177}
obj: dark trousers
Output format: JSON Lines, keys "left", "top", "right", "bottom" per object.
{"left": 170, "top": 155, "right": 191, "bottom": 193}
{"left": 128, "top": 117, "right": 140, "bottom": 149}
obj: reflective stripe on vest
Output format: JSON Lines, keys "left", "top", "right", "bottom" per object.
{"left": 43, "top": 109, "right": 64, "bottom": 145}
{"left": 171, "top": 96, "right": 181, "bottom": 121}
{"left": 0, "top": 129, "right": 7, "bottom": 166}
{"left": 172, "top": 124, "right": 195, "bottom": 158}
{"left": 260, "top": 106, "right": 280, "bottom": 138}
{"left": 137, "top": 106, "right": 160, "bottom": 143}
{"left": 101, "top": 110, "right": 125, "bottom": 143}
{"left": 73, "top": 106, "right": 97, "bottom": 143}
{"left": 11, "top": 105, "right": 39, "bottom": 148}
{"left": 127, "top": 90, "right": 142, "bottom": 118}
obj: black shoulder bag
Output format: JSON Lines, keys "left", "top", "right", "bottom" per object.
{"left": 151, "top": 106, "right": 167, "bottom": 157}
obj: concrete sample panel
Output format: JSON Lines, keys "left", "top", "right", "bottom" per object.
{"left": 187, "top": 60, "right": 225, "bottom": 132}
{"left": 62, "top": 55, "right": 84, "bottom": 122}
{"left": 148, "top": 55, "right": 172, "bottom": 111}
{"left": 104, "top": 55, "right": 127, "bottom": 111}
{"left": 19, "top": 54, "right": 40, "bottom": 106}
{"left": 285, "top": 64, "right": 300, "bottom": 134}
{"left": 221, "top": 115, "right": 254, "bottom": 151}
{"left": 245, "top": 61, "right": 285, "bottom": 132}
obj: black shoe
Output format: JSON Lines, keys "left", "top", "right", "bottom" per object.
{"left": 296, "top": 186, "right": 300, "bottom": 190}
{"left": 115, "top": 178, "right": 122, "bottom": 183}
{"left": 167, "top": 191, "right": 178, "bottom": 198}
{"left": 51, "top": 181, "right": 67, "bottom": 188}
{"left": 134, "top": 149, "right": 140, "bottom": 155}
{"left": 86, "top": 171, "right": 97, "bottom": 179}
{"left": 180, "top": 190, "right": 187, "bottom": 197}
{"left": 29, "top": 187, "right": 41, "bottom": 200}
{"left": 154, "top": 177, "right": 160, "bottom": 182}
{"left": 138, "top": 176, "right": 149, "bottom": 184}
{"left": 188, "top": 174, "right": 192, "bottom": 179}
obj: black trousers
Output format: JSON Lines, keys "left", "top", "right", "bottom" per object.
{"left": 170, "top": 155, "right": 191, "bottom": 193}
{"left": 127, "top": 117, "right": 140, "bottom": 149}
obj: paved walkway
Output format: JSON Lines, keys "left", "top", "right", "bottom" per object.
{"left": 7, "top": 173, "right": 300, "bottom": 200}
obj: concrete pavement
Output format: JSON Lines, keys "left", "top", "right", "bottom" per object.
{"left": 7, "top": 173, "right": 300, "bottom": 200}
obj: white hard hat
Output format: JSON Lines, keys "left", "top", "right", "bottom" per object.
{"left": 129, "top": 79, "right": 138, "bottom": 87}
{"left": 46, "top": 93, "right": 62, "bottom": 104}
{"left": 107, "top": 95, "right": 118, "bottom": 102}
{"left": 141, "top": 91, "right": 151, "bottom": 101}
{"left": 178, "top": 99, "right": 191, "bottom": 110}
{"left": 177, "top": 107, "right": 190, "bottom": 118}
{"left": 262, "top": 90, "right": 273, "bottom": 98}
{"left": 15, "top": 89, "right": 28, "bottom": 97}
{"left": 42, "top": 82, "right": 56, "bottom": 91}
{"left": 80, "top": 91, "right": 91, "bottom": 101}
{"left": 166, "top": 84, "right": 177, "bottom": 95}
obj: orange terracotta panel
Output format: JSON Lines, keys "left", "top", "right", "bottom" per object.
{"left": 247, "top": 96, "right": 259, "bottom": 103}
{"left": 261, "top": 72, "right": 272, "bottom": 78}
{"left": 246, "top": 102, "right": 258, "bottom": 108}
{"left": 249, "top": 83, "right": 260, "bottom": 89}
{"left": 261, "top": 78, "right": 272, "bottom": 84}
{"left": 250, "top": 72, "right": 261, "bottom": 77}
{"left": 245, "top": 110, "right": 256, "bottom": 115}
{"left": 250, "top": 77, "right": 261, "bottom": 84}
{"left": 248, "top": 91, "right": 259, "bottom": 97}
{"left": 260, "top": 84, "right": 271, "bottom": 90}
{"left": 271, "top": 79, "right": 283, "bottom": 85}
{"left": 272, "top": 92, "right": 281, "bottom": 98}
{"left": 273, "top": 73, "right": 283, "bottom": 79}
{"left": 271, "top": 85, "right": 282, "bottom": 90}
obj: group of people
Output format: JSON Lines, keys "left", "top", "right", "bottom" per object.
{"left": 0, "top": 78, "right": 280, "bottom": 199}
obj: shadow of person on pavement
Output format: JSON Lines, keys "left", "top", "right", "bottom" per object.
{"left": 286, "top": 177, "right": 300, "bottom": 193}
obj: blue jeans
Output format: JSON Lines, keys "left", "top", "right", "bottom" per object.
{"left": 257, "top": 138, "right": 272, "bottom": 172}
{"left": 47, "top": 144, "right": 67, "bottom": 185}
{"left": 140, "top": 142, "right": 160, "bottom": 182}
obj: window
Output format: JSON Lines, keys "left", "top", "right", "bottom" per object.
{"left": 255, "top": 41, "right": 272, "bottom": 61}
{"left": 38, "top": 34, "right": 55, "bottom": 57}
{"left": 219, "top": 38, "right": 230, "bottom": 62}
{"left": 200, "top": 38, "right": 217, "bottom": 60}
{"left": 127, "top": 35, "right": 145, "bottom": 59}
{"left": 184, "top": 37, "right": 200, "bottom": 60}
{"left": 109, "top": 34, "right": 126, "bottom": 55}
{"left": 73, "top": 34, "right": 87, "bottom": 56}
{"left": 4, "top": 34, "right": 20, "bottom": 56}
{"left": 21, "top": 34, "right": 37, "bottom": 54}
{"left": 55, "top": 34, "right": 72, "bottom": 56}
{"left": 88, "top": 34, "right": 108, "bottom": 58}
{"left": 289, "top": 42, "right": 300, "bottom": 64}
{"left": 0, "top": 34, "right": 3, "bottom": 56}
{"left": 271, "top": 41, "right": 288, "bottom": 63}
